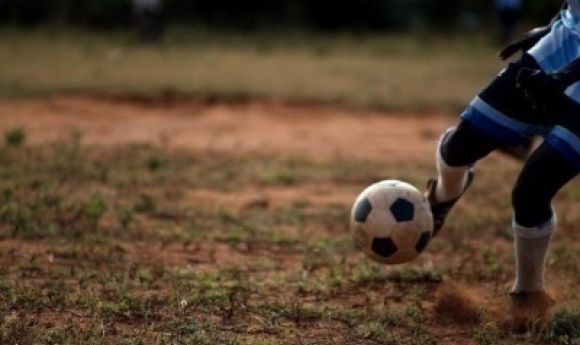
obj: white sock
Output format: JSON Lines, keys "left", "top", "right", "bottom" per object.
{"left": 511, "top": 216, "right": 556, "bottom": 293}
{"left": 435, "top": 129, "right": 471, "bottom": 202}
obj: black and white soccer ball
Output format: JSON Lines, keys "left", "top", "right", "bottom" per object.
{"left": 350, "top": 180, "right": 434, "bottom": 265}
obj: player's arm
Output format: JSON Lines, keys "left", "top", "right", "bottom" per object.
{"left": 499, "top": 1, "right": 566, "bottom": 60}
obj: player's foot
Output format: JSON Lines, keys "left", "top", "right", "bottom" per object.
{"left": 425, "top": 168, "right": 474, "bottom": 237}
{"left": 499, "top": 291, "right": 556, "bottom": 333}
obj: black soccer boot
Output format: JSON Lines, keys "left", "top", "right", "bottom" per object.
{"left": 424, "top": 168, "right": 474, "bottom": 237}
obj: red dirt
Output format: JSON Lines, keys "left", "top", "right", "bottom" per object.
{"left": 0, "top": 95, "right": 523, "bottom": 344}
{"left": 1, "top": 95, "right": 459, "bottom": 260}
{"left": 0, "top": 95, "right": 453, "bottom": 161}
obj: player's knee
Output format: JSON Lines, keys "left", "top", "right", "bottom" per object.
{"left": 439, "top": 132, "right": 468, "bottom": 167}
{"left": 439, "top": 121, "right": 497, "bottom": 167}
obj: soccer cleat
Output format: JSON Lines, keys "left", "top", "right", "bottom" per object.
{"left": 499, "top": 291, "right": 556, "bottom": 332}
{"left": 425, "top": 168, "right": 474, "bottom": 237}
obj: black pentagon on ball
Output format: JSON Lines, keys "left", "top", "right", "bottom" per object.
{"left": 390, "top": 197, "right": 415, "bottom": 222}
{"left": 415, "top": 231, "right": 431, "bottom": 252}
{"left": 353, "top": 197, "right": 373, "bottom": 223}
{"left": 371, "top": 237, "right": 397, "bottom": 257}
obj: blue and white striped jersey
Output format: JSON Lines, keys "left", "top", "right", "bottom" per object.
{"left": 525, "top": 1, "right": 580, "bottom": 101}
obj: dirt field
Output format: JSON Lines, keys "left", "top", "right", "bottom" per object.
{"left": 1, "top": 95, "right": 578, "bottom": 345}
{"left": 0, "top": 95, "right": 453, "bottom": 161}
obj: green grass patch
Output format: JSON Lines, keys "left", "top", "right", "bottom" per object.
{"left": 545, "top": 309, "right": 580, "bottom": 344}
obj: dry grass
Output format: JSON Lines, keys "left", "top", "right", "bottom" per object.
{"left": 0, "top": 27, "right": 505, "bottom": 111}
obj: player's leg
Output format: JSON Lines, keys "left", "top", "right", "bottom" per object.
{"left": 426, "top": 120, "right": 502, "bottom": 235}
{"left": 511, "top": 141, "right": 576, "bottom": 293}
{"left": 503, "top": 140, "right": 578, "bottom": 330}
{"left": 427, "top": 54, "right": 542, "bottom": 236}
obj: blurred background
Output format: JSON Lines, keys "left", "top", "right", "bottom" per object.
{"left": 0, "top": 0, "right": 564, "bottom": 111}
{"left": 0, "top": 0, "right": 559, "bottom": 33}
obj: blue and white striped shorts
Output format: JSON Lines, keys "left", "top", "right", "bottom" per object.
{"left": 461, "top": 20, "right": 580, "bottom": 170}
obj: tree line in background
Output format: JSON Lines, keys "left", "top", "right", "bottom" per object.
{"left": 0, "top": 0, "right": 562, "bottom": 31}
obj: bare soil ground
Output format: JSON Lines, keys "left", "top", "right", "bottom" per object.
{"left": 1, "top": 95, "right": 457, "bottom": 232}
{"left": 0, "top": 95, "right": 453, "bottom": 161}
{"left": 3, "top": 95, "right": 568, "bottom": 344}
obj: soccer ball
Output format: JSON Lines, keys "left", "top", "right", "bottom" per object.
{"left": 350, "top": 180, "right": 434, "bottom": 265}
